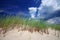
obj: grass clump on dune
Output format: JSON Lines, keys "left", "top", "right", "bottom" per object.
{"left": 48, "top": 24, "right": 60, "bottom": 31}
{"left": 0, "top": 15, "right": 60, "bottom": 35}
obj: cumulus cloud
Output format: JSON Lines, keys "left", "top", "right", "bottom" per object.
{"left": 28, "top": 0, "right": 60, "bottom": 24}
{"left": 37, "top": 0, "right": 60, "bottom": 20}
{"left": 38, "top": 0, "right": 60, "bottom": 16}
{"left": 37, "top": 0, "right": 60, "bottom": 24}
{"left": 28, "top": 7, "right": 37, "bottom": 18}
{"left": 39, "top": 0, "right": 60, "bottom": 10}
{"left": 46, "top": 17, "right": 60, "bottom": 24}
{"left": 28, "top": 0, "right": 60, "bottom": 19}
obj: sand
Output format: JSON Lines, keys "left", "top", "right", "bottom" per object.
{"left": 0, "top": 28, "right": 60, "bottom": 40}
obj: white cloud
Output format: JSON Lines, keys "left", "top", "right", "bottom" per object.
{"left": 28, "top": 0, "right": 60, "bottom": 20}
{"left": 28, "top": 7, "right": 37, "bottom": 14}
{"left": 37, "top": 0, "right": 60, "bottom": 19}
{"left": 0, "top": 10, "right": 4, "bottom": 12}
{"left": 39, "top": 0, "right": 60, "bottom": 11}
{"left": 47, "top": 19, "right": 56, "bottom": 24}
{"left": 46, "top": 17, "right": 60, "bottom": 24}
{"left": 28, "top": 7, "right": 37, "bottom": 18}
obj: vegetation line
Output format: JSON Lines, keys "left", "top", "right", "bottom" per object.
{"left": 0, "top": 16, "right": 60, "bottom": 37}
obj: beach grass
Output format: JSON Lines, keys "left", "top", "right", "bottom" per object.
{"left": 0, "top": 16, "right": 60, "bottom": 33}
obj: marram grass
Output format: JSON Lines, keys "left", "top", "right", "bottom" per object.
{"left": 0, "top": 16, "right": 60, "bottom": 35}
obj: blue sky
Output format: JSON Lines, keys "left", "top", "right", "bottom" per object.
{"left": 0, "top": 0, "right": 60, "bottom": 24}
{"left": 0, "top": 0, "right": 41, "bottom": 11}
{"left": 0, "top": 0, "right": 41, "bottom": 19}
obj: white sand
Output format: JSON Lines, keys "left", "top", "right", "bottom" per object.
{"left": 0, "top": 28, "right": 60, "bottom": 40}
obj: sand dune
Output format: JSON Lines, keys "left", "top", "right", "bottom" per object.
{"left": 0, "top": 28, "right": 60, "bottom": 40}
